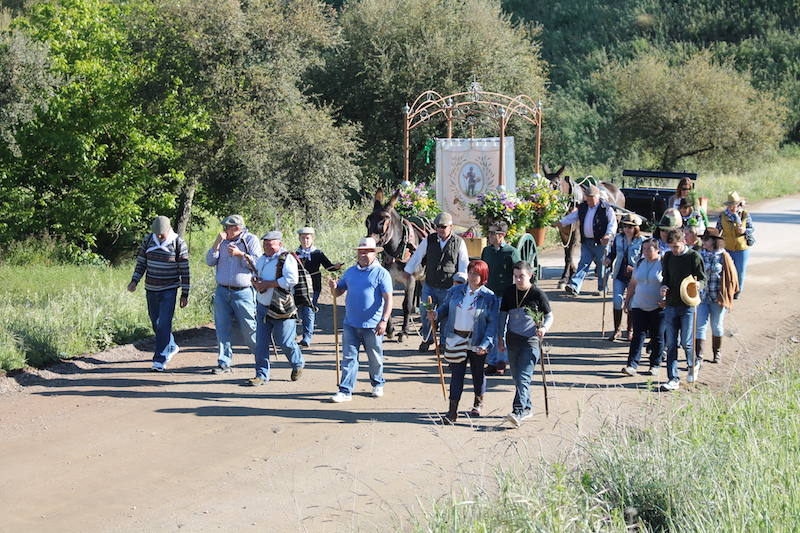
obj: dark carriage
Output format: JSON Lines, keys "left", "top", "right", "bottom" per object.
{"left": 620, "top": 169, "right": 697, "bottom": 227}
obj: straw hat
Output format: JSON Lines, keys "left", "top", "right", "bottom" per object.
{"left": 724, "top": 191, "right": 744, "bottom": 206}
{"left": 657, "top": 209, "right": 683, "bottom": 230}
{"left": 679, "top": 275, "right": 701, "bottom": 307}
{"left": 354, "top": 237, "right": 383, "bottom": 252}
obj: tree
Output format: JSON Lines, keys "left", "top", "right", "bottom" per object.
{"left": 311, "top": 0, "right": 547, "bottom": 189}
{"left": 599, "top": 51, "right": 787, "bottom": 170}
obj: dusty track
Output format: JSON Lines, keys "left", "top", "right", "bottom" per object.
{"left": 1, "top": 196, "right": 799, "bottom": 532}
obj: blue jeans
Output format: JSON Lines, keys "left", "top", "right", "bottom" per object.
{"left": 419, "top": 283, "right": 449, "bottom": 343}
{"left": 145, "top": 288, "right": 178, "bottom": 364}
{"left": 506, "top": 335, "right": 541, "bottom": 412}
{"left": 254, "top": 303, "right": 304, "bottom": 380}
{"left": 339, "top": 324, "right": 385, "bottom": 394}
{"left": 627, "top": 307, "right": 664, "bottom": 369}
{"left": 298, "top": 290, "right": 321, "bottom": 344}
{"left": 448, "top": 351, "right": 487, "bottom": 405}
{"left": 486, "top": 295, "right": 506, "bottom": 366}
{"left": 568, "top": 240, "right": 609, "bottom": 293}
{"left": 727, "top": 248, "right": 750, "bottom": 295}
{"left": 696, "top": 301, "right": 726, "bottom": 339}
{"left": 612, "top": 278, "right": 629, "bottom": 310}
{"left": 213, "top": 285, "right": 258, "bottom": 367}
{"left": 664, "top": 305, "right": 696, "bottom": 381}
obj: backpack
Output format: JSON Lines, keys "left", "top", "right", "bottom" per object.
{"left": 266, "top": 252, "right": 313, "bottom": 320}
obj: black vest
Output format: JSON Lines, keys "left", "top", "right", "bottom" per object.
{"left": 424, "top": 233, "right": 463, "bottom": 289}
{"left": 577, "top": 200, "right": 611, "bottom": 242}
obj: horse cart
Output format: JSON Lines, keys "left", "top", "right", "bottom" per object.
{"left": 620, "top": 169, "right": 698, "bottom": 227}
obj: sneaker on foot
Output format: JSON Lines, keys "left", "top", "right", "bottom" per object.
{"left": 299, "top": 339, "right": 310, "bottom": 348}
{"left": 520, "top": 409, "right": 533, "bottom": 421}
{"left": 564, "top": 285, "right": 577, "bottom": 296}
{"left": 291, "top": 368, "right": 303, "bottom": 381}
{"left": 371, "top": 385, "right": 384, "bottom": 398}
{"left": 151, "top": 361, "right": 165, "bottom": 372}
{"left": 211, "top": 364, "right": 232, "bottom": 375}
{"left": 506, "top": 411, "right": 524, "bottom": 428}
{"left": 331, "top": 391, "right": 352, "bottom": 403}
{"left": 661, "top": 378, "right": 680, "bottom": 391}
{"left": 622, "top": 366, "right": 636, "bottom": 376}
{"left": 247, "top": 377, "right": 267, "bottom": 386}
{"left": 646, "top": 366, "right": 660, "bottom": 377}
{"left": 165, "top": 344, "right": 179, "bottom": 364}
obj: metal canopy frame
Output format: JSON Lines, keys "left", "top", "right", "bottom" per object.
{"left": 401, "top": 81, "right": 542, "bottom": 186}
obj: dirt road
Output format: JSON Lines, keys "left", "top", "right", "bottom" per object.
{"left": 2, "top": 196, "right": 799, "bottom": 533}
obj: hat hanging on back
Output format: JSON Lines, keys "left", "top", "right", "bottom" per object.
{"left": 151, "top": 216, "right": 171, "bottom": 234}
{"left": 221, "top": 214, "right": 245, "bottom": 227}
{"left": 354, "top": 237, "right": 383, "bottom": 252}
{"left": 657, "top": 209, "right": 683, "bottom": 230}
{"left": 261, "top": 230, "right": 283, "bottom": 241}
{"left": 679, "top": 275, "right": 701, "bottom": 307}
{"left": 297, "top": 227, "right": 315, "bottom": 235}
{"left": 724, "top": 191, "right": 743, "bottom": 206}
{"left": 433, "top": 212, "right": 453, "bottom": 226}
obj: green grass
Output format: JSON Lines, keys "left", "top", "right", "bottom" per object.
{"left": 418, "top": 351, "right": 800, "bottom": 532}
{"left": 0, "top": 207, "right": 367, "bottom": 372}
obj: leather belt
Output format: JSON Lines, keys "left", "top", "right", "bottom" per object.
{"left": 219, "top": 284, "right": 248, "bottom": 291}
{"left": 453, "top": 329, "right": 472, "bottom": 337}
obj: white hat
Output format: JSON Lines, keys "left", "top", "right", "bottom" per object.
{"left": 354, "top": 237, "right": 383, "bottom": 252}
{"left": 297, "top": 227, "right": 315, "bottom": 235}
{"left": 679, "top": 275, "right": 701, "bottom": 307}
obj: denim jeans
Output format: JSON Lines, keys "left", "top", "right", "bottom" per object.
{"left": 145, "top": 288, "right": 178, "bottom": 364}
{"left": 664, "top": 305, "right": 696, "bottom": 381}
{"left": 727, "top": 248, "right": 750, "bottom": 295}
{"left": 419, "top": 283, "right": 449, "bottom": 343}
{"left": 568, "top": 240, "right": 609, "bottom": 294}
{"left": 448, "top": 351, "right": 487, "bottom": 405}
{"left": 506, "top": 335, "right": 541, "bottom": 412}
{"left": 696, "top": 301, "right": 727, "bottom": 339}
{"left": 612, "top": 278, "right": 630, "bottom": 310}
{"left": 486, "top": 295, "right": 507, "bottom": 366}
{"left": 339, "top": 324, "right": 385, "bottom": 394}
{"left": 298, "top": 290, "right": 321, "bottom": 344}
{"left": 627, "top": 307, "right": 664, "bottom": 369}
{"left": 254, "top": 303, "right": 305, "bottom": 380}
{"left": 213, "top": 285, "right": 258, "bottom": 367}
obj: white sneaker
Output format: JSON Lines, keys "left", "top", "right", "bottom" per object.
{"left": 622, "top": 366, "right": 636, "bottom": 376}
{"left": 371, "top": 385, "right": 384, "bottom": 398}
{"left": 646, "top": 366, "right": 660, "bottom": 377}
{"left": 151, "top": 361, "right": 165, "bottom": 372}
{"left": 661, "top": 378, "right": 680, "bottom": 391}
{"left": 164, "top": 344, "right": 179, "bottom": 365}
{"left": 330, "top": 392, "right": 352, "bottom": 403}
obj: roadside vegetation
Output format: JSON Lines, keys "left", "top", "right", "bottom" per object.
{"left": 419, "top": 348, "right": 800, "bottom": 532}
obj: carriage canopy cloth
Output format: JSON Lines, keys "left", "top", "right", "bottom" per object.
{"left": 435, "top": 137, "right": 517, "bottom": 228}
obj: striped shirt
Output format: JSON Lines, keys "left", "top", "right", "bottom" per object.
{"left": 205, "top": 230, "right": 263, "bottom": 288}
{"left": 131, "top": 234, "right": 190, "bottom": 296}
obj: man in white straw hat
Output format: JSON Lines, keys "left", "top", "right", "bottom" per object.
{"left": 328, "top": 237, "right": 393, "bottom": 403}
{"left": 659, "top": 228, "right": 706, "bottom": 391}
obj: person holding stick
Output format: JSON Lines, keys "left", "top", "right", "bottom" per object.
{"left": 426, "top": 260, "right": 498, "bottom": 424}
{"left": 498, "top": 261, "right": 553, "bottom": 428}
{"left": 328, "top": 237, "right": 393, "bottom": 403}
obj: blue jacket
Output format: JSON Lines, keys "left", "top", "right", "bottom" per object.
{"left": 609, "top": 234, "right": 643, "bottom": 279}
{"left": 435, "top": 284, "right": 498, "bottom": 352}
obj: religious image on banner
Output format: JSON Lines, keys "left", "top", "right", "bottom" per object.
{"left": 435, "top": 137, "right": 516, "bottom": 228}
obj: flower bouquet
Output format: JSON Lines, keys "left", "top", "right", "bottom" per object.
{"left": 394, "top": 182, "right": 441, "bottom": 220}
{"left": 516, "top": 177, "right": 570, "bottom": 228}
{"left": 468, "top": 190, "right": 530, "bottom": 243}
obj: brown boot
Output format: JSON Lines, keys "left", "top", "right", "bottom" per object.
{"left": 469, "top": 395, "right": 483, "bottom": 417}
{"left": 608, "top": 309, "right": 623, "bottom": 341}
{"left": 712, "top": 336, "right": 722, "bottom": 363}
{"left": 443, "top": 400, "right": 459, "bottom": 425}
{"left": 695, "top": 338, "right": 704, "bottom": 364}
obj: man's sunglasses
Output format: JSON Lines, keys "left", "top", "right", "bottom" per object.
{"left": 435, "top": 224, "right": 449, "bottom": 229}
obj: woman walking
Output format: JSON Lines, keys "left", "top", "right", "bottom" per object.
{"left": 605, "top": 213, "right": 644, "bottom": 341}
{"left": 621, "top": 239, "right": 664, "bottom": 377}
{"left": 695, "top": 228, "right": 739, "bottom": 363}
{"left": 716, "top": 191, "right": 754, "bottom": 299}
{"left": 427, "top": 260, "right": 498, "bottom": 424}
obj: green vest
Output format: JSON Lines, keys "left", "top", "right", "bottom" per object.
{"left": 425, "top": 233, "right": 463, "bottom": 289}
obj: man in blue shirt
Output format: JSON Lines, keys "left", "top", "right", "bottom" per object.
{"left": 328, "top": 237, "right": 394, "bottom": 403}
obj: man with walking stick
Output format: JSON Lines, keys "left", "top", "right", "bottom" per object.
{"left": 498, "top": 261, "right": 553, "bottom": 427}
{"left": 328, "top": 238, "right": 393, "bottom": 403}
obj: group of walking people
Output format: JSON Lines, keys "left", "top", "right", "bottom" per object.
{"left": 128, "top": 179, "right": 754, "bottom": 425}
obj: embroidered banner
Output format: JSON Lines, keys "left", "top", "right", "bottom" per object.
{"left": 435, "top": 137, "right": 516, "bottom": 228}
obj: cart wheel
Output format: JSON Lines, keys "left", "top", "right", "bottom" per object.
{"left": 516, "top": 233, "right": 541, "bottom": 282}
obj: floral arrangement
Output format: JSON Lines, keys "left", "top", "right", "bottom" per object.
{"left": 394, "top": 181, "right": 441, "bottom": 219}
{"left": 516, "top": 176, "right": 570, "bottom": 228}
{"left": 469, "top": 190, "right": 529, "bottom": 242}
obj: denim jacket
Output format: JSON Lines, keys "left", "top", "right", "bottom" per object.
{"left": 609, "top": 234, "right": 643, "bottom": 280}
{"left": 435, "top": 284, "right": 498, "bottom": 352}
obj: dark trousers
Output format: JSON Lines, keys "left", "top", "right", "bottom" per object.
{"left": 448, "top": 351, "right": 487, "bottom": 405}
{"left": 627, "top": 307, "right": 665, "bottom": 369}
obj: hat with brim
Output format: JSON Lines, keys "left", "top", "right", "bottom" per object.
{"left": 701, "top": 227, "right": 724, "bottom": 240}
{"left": 620, "top": 213, "right": 642, "bottom": 226}
{"left": 679, "top": 275, "right": 701, "bottom": 307}
{"left": 221, "top": 214, "right": 244, "bottom": 227}
{"left": 657, "top": 208, "right": 683, "bottom": 230}
{"left": 261, "top": 230, "right": 282, "bottom": 241}
{"left": 724, "top": 191, "right": 743, "bottom": 206}
{"left": 354, "top": 237, "right": 383, "bottom": 252}
{"left": 297, "top": 227, "right": 315, "bottom": 235}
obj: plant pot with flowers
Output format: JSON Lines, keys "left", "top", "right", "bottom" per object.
{"left": 468, "top": 190, "right": 532, "bottom": 245}
{"left": 394, "top": 181, "right": 441, "bottom": 225}
{"left": 516, "top": 176, "right": 570, "bottom": 246}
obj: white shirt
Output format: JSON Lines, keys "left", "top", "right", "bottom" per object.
{"left": 559, "top": 202, "right": 617, "bottom": 239}
{"left": 403, "top": 235, "right": 469, "bottom": 279}
{"left": 453, "top": 288, "right": 479, "bottom": 332}
{"left": 253, "top": 249, "right": 298, "bottom": 306}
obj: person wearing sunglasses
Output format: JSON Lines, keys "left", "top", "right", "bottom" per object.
{"left": 404, "top": 212, "right": 469, "bottom": 352}
{"left": 667, "top": 177, "right": 695, "bottom": 211}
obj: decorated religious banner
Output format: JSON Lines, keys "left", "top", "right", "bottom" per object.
{"left": 435, "top": 137, "right": 517, "bottom": 228}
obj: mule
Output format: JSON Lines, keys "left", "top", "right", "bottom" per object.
{"left": 365, "top": 189, "right": 432, "bottom": 342}
{"left": 544, "top": 165, "right": 626, "bottom": 288}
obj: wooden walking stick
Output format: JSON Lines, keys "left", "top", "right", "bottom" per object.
{"left": 538, "top": 336, "right": 550, "bottom": 418}
{"left": 428, "top": 296, "right": 447, "bottom": 401}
